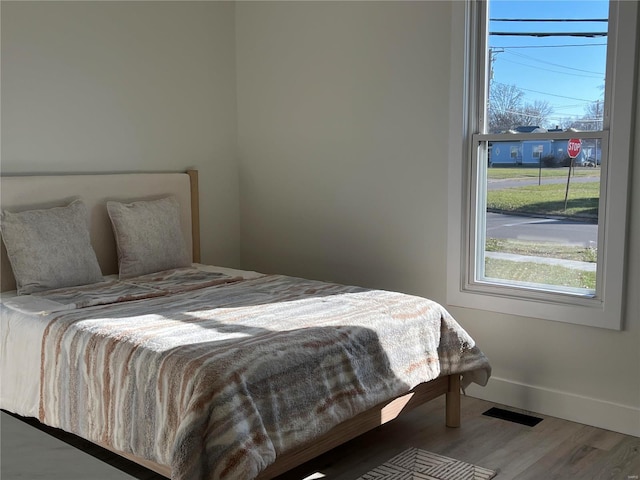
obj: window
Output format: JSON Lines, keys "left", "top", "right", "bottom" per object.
{"left": 532, "top": 144, "right": 542, "bottom": 160}
{"left": 447, "top": 0, "right": 637, "bottom": 329}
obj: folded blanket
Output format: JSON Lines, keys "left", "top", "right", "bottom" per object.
{"left": 4, "top": 267, "right": 244, "bottom": 313}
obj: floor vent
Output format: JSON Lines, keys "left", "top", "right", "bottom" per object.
{"left": 482, "top": 407, "right": 543, "bottom": 427}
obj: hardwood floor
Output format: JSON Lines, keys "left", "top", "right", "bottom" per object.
{"left": 2, "top": 395, "right": 638, "bottom": 480}
{"left": 277, "top": 395, "right": 640, "bottom": 480}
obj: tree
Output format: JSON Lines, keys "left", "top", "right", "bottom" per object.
{"left": 488, "top": 83, "right": 524, "bottom": 133}
{"left": 520, "top": 100, "right": 554, "bottom": 127}
{"left": 581, "top": 100, "right": 604, "bottom": 131}
{"left": 556, "top": 117, "right": 577, "bottom": 131}
{"left": 488, "top": 83, "right": 554, "bottom": 133}
{"left": 565, "top": 100, "right": 604, "bottom": 131}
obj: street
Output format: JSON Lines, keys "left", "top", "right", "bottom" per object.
{"left": 486, "top": 174, "right": 599, "bottom": 247}
{"left": 487, "top": 175, "right": 599, "bottom": 190}
{"left": 486, "top": 212, "right": 597, "bottom": 247}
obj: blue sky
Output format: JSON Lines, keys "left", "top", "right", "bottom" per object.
{"left": 488, "top": 0, "right": 609, "bottom": 125}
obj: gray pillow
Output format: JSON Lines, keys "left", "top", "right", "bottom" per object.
{"left": 106, "top": 196, "right": 191, "bottom": 279}
{"left": 0, "top": 199, "right": 104, "bottom": 295}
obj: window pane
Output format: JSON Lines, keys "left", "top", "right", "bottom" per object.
{"left": 486, "top": 1, "right": 609, "bottom": 134}
{"left": 475, "top": 0, "right": 609, "bottom": 296}
{"left": 478, "top": 138, "right": 600, "bottom": 295}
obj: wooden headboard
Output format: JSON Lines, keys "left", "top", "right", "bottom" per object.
{"left": 0, "top": 170, "right": 200, "bottom": 293}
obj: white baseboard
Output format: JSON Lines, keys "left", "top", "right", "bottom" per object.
{"left": 464, "top": 376, "right": 640, "bottom": 437}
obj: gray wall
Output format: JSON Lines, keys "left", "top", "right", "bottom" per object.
{"left": 236, "top": 1, "right": 640, "bottom": 435}
{"left": 1, "top": 1, "right": 240, "bottom": 267}
{"left": 236, "top": 2, "right": 451, "bottom": 297}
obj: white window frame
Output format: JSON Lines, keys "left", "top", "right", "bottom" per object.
{"left": 447, "top": 0, "right": 637, "bottom": 330}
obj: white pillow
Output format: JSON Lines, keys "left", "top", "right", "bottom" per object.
{"left": 0, "top": 199, "right": 103, "bottom": 295}
{"left": 106, "top": 196, "right": 191, "bottom": 279}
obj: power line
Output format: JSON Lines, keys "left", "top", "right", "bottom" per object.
{"left": 491, "top": 18, "right": 607, "bottom": 22}
{"left": 490, "top": 32, "right": 607, "bottom": 37}
{"left": 553, "top": 103, "right": 596, "bottom": 110}
{"left": 493, "top": 108, "right": 603, "bottom": 123}
{"left": 500, "top": 58, "right": 604, "bottom": 79}
{"left": 492, "top": 81, "right": 596, "bottom": 102}
{"left": 490, "top": 43, "right": 607, "bottom": 49}
{"left": 505, "top": 49, "right": 605, "bottom": 75}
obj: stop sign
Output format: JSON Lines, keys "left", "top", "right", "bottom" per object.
{"left": 567, "top": 138, "right": 582, "bottom": 158}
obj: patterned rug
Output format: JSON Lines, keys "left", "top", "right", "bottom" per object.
{"left": 357, "top": 448, "right": 497, "bottom": 480}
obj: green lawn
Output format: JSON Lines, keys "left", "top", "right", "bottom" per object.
{"left": 487, "top": 181, "right": 599, "bottom": 219}
{"left": 485, "top": 238, "right": 597, "bottom": 262}
{"left": 485, "top": 258, "right": 596, "bottom": 290}
{"left": 487, "top": 167, "right": 600, "bottom": 180}
{"left": 483, "top": 168, "right": 599, "bottom": 289}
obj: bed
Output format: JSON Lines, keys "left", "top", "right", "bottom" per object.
{"left": 0, "top": 170, "right": 490, "bottom": 480}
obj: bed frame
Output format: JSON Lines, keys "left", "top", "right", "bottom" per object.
{"left": 0, "top": 170, "right": 461, "bottom": 479}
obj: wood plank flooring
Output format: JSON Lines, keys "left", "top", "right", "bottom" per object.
{"left": 2, "top": 395, "right": 638, "bottom": 479}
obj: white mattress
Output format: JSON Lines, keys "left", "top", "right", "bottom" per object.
{"left": 0, "top": 264, "right": 262, "bottom": 417}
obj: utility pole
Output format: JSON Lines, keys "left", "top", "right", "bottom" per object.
{"left": 488, "top": 48, "right": 504, "bottom": 81}
{"left": 487, "top": 48, "right": 503, "bottom": 134}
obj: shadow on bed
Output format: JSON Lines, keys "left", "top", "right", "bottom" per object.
{"left": 39, "top": 313, "right": 413, "bottom": 480}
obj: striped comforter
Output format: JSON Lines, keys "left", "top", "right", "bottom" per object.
{"left": 32, "top": 268, "right": 490, "bottom": 479}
